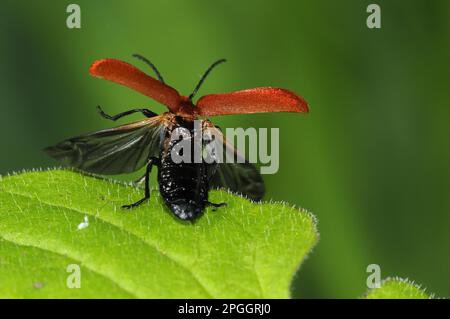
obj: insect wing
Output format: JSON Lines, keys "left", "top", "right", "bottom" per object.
{"left": 90, "top": 59, "right": 183, "bottom": 112}
{"left": 44, "top": 116, "right": 165, "bottom": 175}
{"left": 203, "top": 125, "right": 265, "bottom": 201}
{"left": 196, "top": 87, "right": 309, "bottom": 116}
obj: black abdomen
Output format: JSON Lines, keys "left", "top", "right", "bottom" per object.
{"left": 158, "top": 123, "right": 211, "bottom": 221}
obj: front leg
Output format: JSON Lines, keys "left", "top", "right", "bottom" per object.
{"left": 122, "top": 157, "right": 159, "bottom": 209}
{"left": 97, "top": 105, "right": 157, "bottom": 121}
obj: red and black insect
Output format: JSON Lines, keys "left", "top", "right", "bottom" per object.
{"left": 45, "top": 55, "right": 309, "bottom": 221}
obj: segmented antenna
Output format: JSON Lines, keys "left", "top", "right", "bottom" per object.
{"left": 132, "top": 54, "right": 165, "bottom": 83}
{"left": 189, "top": 59, "right": 227, "bottom": 100}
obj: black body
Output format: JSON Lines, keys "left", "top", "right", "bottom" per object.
{"left": 157, "top": 118, "right": 211, "bottom": 220}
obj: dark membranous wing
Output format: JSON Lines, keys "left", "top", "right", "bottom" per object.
{"left": 204, "top": 125, "right": 265, "bottom": 201}
{"left": 209, "top": 161, "right": 265, "bottom": 201}
{"left": 44, "top": 116, "right": 166, "bottom": 175}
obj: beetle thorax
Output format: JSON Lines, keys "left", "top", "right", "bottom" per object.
{"left": 175, "top": 96, "right": 196, "bottom": 118}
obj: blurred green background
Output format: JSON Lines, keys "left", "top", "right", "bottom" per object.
{"left": 1, "top": 0, "right": 448, "bottom": 298}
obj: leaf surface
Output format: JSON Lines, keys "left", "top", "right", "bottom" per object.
{"left": 0, "top": 169, "right": 318, "bottom": 298}
{"left": 365, "top": 278, "right": 431, "bottom": 299}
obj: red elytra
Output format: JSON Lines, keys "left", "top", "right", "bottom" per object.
{"left": 89, "top": 58, "right": 309, "bottom": 117}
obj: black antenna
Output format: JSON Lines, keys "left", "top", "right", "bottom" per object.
{"left": 132, "top": 54, "right": 165, "bottom": 83}
{"left": 189, "top": 58, "right": 227, "bottom": 100}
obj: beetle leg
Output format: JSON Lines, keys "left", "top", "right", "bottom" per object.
{"left": 97, "top": 105, "right": 157, "bottom": 121}
{"left": 122, "top": 157, "right": 159, "bottom": 209}
{"left": 205, "top": 201, "right": 227, "bottom": 211}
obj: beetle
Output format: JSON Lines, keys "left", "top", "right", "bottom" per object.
{"left": 44, "top": 55, "right": 309, "bottom": 221}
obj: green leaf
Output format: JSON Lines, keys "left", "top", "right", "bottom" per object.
{"left": 0, "top": 169, "right": 318, "bottom": 298}
{"left": 365, "top": 278, "right": 431, "bottom": 299}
